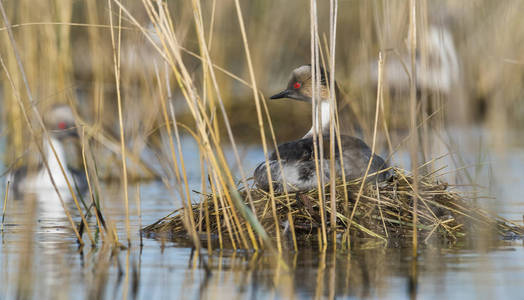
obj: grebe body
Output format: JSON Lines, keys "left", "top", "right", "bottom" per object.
{"left": 254, "top": 65, "right": 390, "bottom": 193}
{"left": 7, "top": 105, "right": 87, "bottom": 203}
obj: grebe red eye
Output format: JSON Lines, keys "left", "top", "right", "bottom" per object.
{"left": 293, "top": 82, "right": 301, "bottom": 89}
{"left": 58, "top": 122, "right": 67, "bottom": 129}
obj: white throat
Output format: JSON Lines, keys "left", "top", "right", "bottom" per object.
{"left": 303, "top": 101, "right": 331, "bottom": 138}
{"left": 32, "top": 136, "right": 73, "bottom": 216}
{"left": 39, "top": 136, "right": 72, "bottom": 189}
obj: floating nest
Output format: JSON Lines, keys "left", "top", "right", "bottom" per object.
{"left": 142, "top": 167, "right": 523, "bottom": 248}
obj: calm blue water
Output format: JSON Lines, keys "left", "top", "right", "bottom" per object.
{"left": 1, "top": 128, "right": 523, "bottom": 299}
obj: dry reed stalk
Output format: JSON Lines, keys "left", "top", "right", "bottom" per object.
{"left": 80, "top": 127, "right": 106, "bottom": 241}
{"left": 135, "top": 184, "right": 143, "bottom": 247}
{"left": 211, "top": 171, "right": 239, "bottom": 249}
{"left": 117, "top": 1, "right": 202, "bottom": 250}
{"left": 169, "top": 83, "right": 204, "bottom": 247}
{"left": 83, "top": 128, "right": 118, "bottom": 244}
{"left": 85, "top": 1, "right": 105, "bottom": 127}
{"left": 0, "top": 21, "right": 135, "bottom": 32}
{"left": 219, "top": 189, "right": 250, "bottom": 249}
{"left": 199, "top": 14, "right": 220, "bottom": 156}
{"left": 258, "top": 90, "right": 297, "bottom": 250}
{"left": 328, "top": 0, "right": 339, "bottom": 244}
{"left": 310, "top": 0, "right": 328, "bottom": 249}
{"left": 209, "top": 168, "right": 223, "bottom": 249}
{"left": 153, "top": 62, "right": 201, "bottom": 250}
{"left": 147, "top": 0, "right": 261, "bottom": 249}
{"left": 333, "top": 96, "right": 351, "bottom": 246}
{"left": 199, "top": 153, "right": 212, "bottom": 253}
{"left": 287, "top": 212, "right": 298, "bottom": 251}
{"left": 318, "top": 38, "right": 351, "bottom": 239}
{"left": 409, "top": 0, "right": 419, "bottom": 257}
{"left": 163, "top": 65, "right": 200, "bottom": 239}
{"left": 348, "top": 51, "right": 385, "bottom": 239}
{"left": 376, "top": 183, "right": 389, "bottom": 240}
{"left": 418, "top": 0, "right": 431, "bottom": 172}
{"left": 185, "top": 0, "right": 261, "bottom": 249}
{"left": 232, "top": 0, "right": 281, "bottom": 252}
{"left": 145, "top": 2, "right": 244, "bottom": 248}
{"left": 107, "top": 0, "right": 130, "bottom": 246}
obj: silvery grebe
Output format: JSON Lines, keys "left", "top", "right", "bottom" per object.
{"left": 254, "top": 65, "right": 390, "bottom": 193}
{"left": 8, "top": 105, "right": 87, "bottom": 200}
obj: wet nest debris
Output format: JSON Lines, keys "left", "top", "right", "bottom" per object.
{"left": 142, "top": 167, "right": 523, "bottom": 248}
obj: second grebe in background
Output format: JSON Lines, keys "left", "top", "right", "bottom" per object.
{"left": 8, "top": 105, "right": 87, "bottom": 202}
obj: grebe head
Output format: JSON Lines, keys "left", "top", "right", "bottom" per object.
{"left": 44, "top": 104, "right": 79, "bottom": 140}
{"left": 270, "top": 65, "right": 330, "bottom": 102}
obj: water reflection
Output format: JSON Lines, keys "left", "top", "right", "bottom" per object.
{"left": 131, "top": 241, "right": 524, "bottom": 299}
{"left": 1, "top": 197, "right": 523, "bottom": 299}
{"left": 1, "top": 126, "right": 524, "bottom": 299}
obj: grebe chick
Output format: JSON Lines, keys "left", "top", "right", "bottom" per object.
{"left": 254, "top": 65, "right": 390, "bottom": 193}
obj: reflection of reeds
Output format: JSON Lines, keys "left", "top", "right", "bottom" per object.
{"left": 1, "top": 181, "right": 8, "bottom": 233}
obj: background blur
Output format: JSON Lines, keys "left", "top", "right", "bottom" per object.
{"left": 1, "top": 1, "right": 524, "bottom": 299}
{"left": 2, "top": 0, "right": 524, "bottom": 151}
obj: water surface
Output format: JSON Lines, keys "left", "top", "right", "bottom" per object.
{"left": 1, "top": 128, "right": 523, "bottom": 299}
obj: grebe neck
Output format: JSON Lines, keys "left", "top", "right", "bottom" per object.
{"left": 43, "top": 136, "right": 70, "bottom": 183}
{"left": 303, "top": 100, "right": 332, "bottom": 138}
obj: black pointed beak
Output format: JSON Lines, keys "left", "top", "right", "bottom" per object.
{"left": 270, "top": 89, "right": 291, "bottom": 100}
{"left": 68, "top": 128, "right": 79, "bottom": 138}
{"left": 61, "top": 126, "right": 79, "bottom": 138}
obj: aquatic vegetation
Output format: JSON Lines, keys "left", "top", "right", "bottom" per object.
{"left": 143, "top": 167, "right": 522, "bottom": 249}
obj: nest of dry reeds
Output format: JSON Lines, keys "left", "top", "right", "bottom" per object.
{"left": 142, "top": 167, "right": 522, "bottom": 248}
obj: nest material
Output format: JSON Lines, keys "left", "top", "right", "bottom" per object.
{"left": 142, "top": 168, "right": 522, "bottom": 247}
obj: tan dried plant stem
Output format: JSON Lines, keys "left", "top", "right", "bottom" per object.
{"left": 80, "top": 128, "right": 106, "bottom": 241}
{"left": 328, "top": 0, "right": 339, "bottom": 244}
{"left": 189, "top": 0, "right": 261, "bottom": 249}
{"left": 232, "top": 0, "right": 282, "bottom": 252}
{"left": 121, "top": 0, "right": 254, "bottom": 249}
{"left": 153, "top": 64, "right": 201, "bottom": 250}
{"left": 259, "top": 92, "right": 297, "bottom": 251}
{"left": 171, "top": 1, "right": 261, "bottom": 248}
{"left": 107, "top": 0, "right": 130, "bottom": 246}
{"left": 310, "top": 0, "right": 328, "bottom": 249}
{"left": 348, "top": 51, "right": 385, "bottom": 236}
{"left": 409, "top": 0, "right": 419, "bottom": 257}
